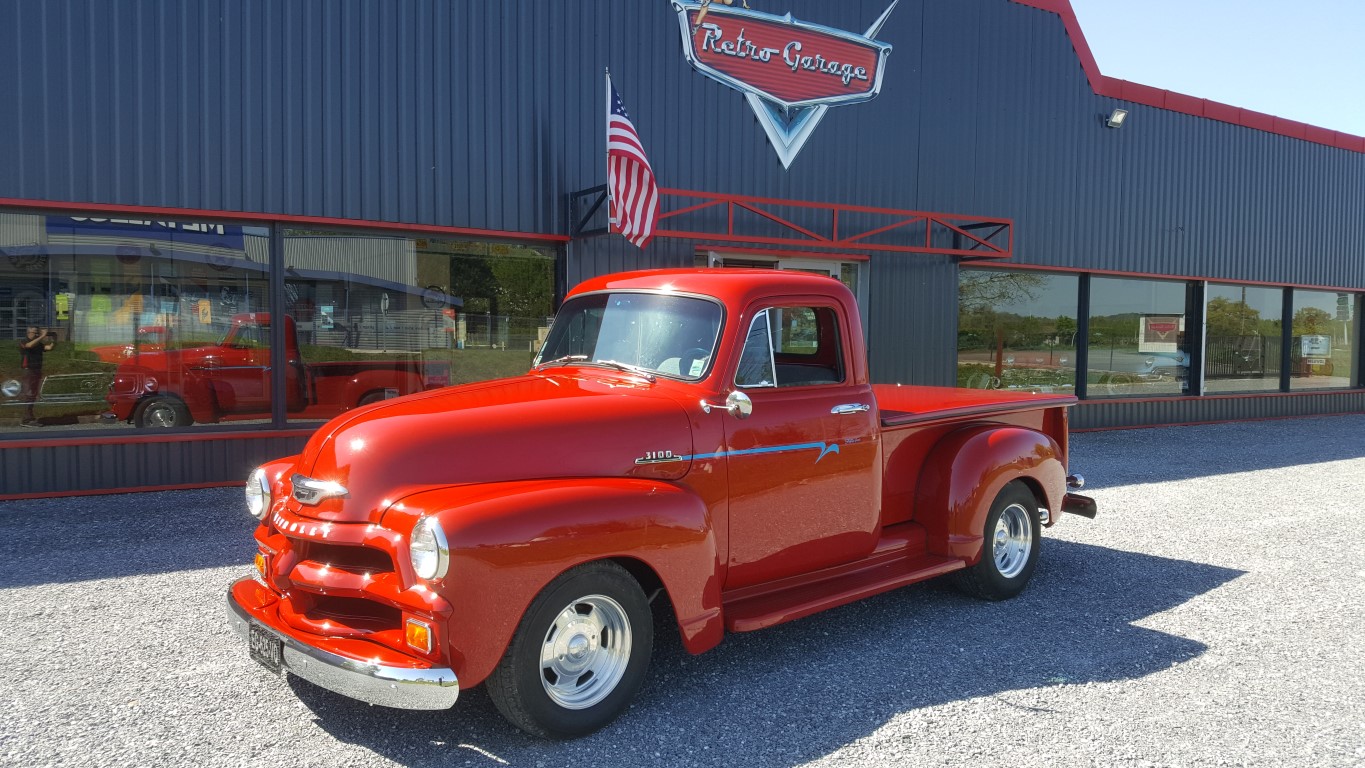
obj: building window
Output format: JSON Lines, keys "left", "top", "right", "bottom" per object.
{"left": 281, "top": 230, "right": 555, "bottom": 423}
{"left": 1204, "top": 284, "right": 1283, "bottom": 394}
{"left": 957, "top": 269, "right": 1079, "bottom": 393}
{"left": 1088, "top": 276, "right": 1190, "bottom": 397}
{"left": 1, "top": 211, "right": 271, "bottom": 431}
{"left": 0, "top": 211, "right": 558, "bottom": 434}
{"left": 1290, "top": 289, "right": 1356, "bottom": 390}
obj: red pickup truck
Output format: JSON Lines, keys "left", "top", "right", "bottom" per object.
{"left": 227, "top": 269, "right": 1095, "bottom": 738}
{"left": 106, "top": 313, "right": 449, "bottom": 427}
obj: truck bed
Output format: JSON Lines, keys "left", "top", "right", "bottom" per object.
{"left": 874, "top": 384, "right": 1076, "bottom": 428}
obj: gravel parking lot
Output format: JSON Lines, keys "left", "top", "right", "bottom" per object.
{"left": 2, "top": 415, "right": 1363, "bottom": 767}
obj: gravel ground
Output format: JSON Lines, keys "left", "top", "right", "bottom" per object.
{"left": 2, "top": 415, "right": 1363, "bottom": 767}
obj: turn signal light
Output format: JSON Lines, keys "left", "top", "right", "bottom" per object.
{"left": 254, "top": 552, "right": 267, "bottom": 579}
{"left": 405, "top": 618, "right": 432, "bottom": 654}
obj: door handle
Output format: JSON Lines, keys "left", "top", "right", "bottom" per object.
{"left": 831, "top": 403, "right": 871, "bottom": 415}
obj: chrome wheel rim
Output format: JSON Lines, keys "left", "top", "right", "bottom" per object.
{"left": 145, "top": 403, "right": 177, "bottom": 427}
{"left": 992, "top": 503, "right": 1033, "bottom": 579}
{"left": 539, "top": 594, "right": 632, "bottom": 710}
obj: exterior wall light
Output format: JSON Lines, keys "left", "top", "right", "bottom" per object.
{"left": 1106, "top": 108, "right": 1129, "bottom": 128}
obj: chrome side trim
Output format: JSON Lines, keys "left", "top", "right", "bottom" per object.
{"left": 227, "top": 591, "right": 459, "bottom": 710}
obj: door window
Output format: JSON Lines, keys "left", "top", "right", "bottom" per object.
{"left": 735, "top": 306, "right": 844, "bottom": 388}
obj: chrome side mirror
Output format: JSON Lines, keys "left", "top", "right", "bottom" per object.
{"left": 701, "top": 390, "right": 753, "bottom": 419}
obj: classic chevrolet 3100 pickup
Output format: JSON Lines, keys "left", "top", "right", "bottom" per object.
{"left": 227, "top": 268, "right": 1096, "bottom": 738}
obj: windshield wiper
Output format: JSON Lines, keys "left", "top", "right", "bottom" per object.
{"left": 535, "top": 354, "right": 589, "bottom": 370}
{"left": 535, "top": 354, "right": 656, "bottom": 382}
{"left": 596, "top": 359, "right": 657, "bottom": 383}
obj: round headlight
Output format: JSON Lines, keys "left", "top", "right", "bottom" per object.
{"left": 143, "top": 377, "right": 158, "bottom": 392}
{"left": 245, "top": 468, "right": 271, "bottom": 520}
{"left": 409, "top": 516, "right": 449, "bottom": 581}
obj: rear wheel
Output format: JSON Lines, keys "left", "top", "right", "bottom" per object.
{"left": 486, "top": 561, "right": 653, "bottom": 739}
{"left": 357, "top": 390, "right": 387, "bottom": 407}
{"left": 952, "top": 481, "right": 1041, "bottom": 601}
{"left": 133, "top": 395, "right": 193, "bottom": 428}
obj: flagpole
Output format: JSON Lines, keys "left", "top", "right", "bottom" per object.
{"left": 604, "top": 67, "right": 613, "bottom": 231}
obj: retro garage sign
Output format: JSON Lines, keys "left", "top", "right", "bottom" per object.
{"left": 672, "top": 1, "right": 898, "bottom": 167}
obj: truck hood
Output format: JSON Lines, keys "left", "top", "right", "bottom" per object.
{"left": 290, "top": 373, "right": 696, "bottom": 522}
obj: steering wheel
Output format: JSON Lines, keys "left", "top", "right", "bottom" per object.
{"left": 678, "top": 347, "right": 709, "bottom": 377}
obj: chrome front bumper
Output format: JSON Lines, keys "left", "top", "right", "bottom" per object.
{"left": 226, "top": 590, "right": 460, "bottom": 710}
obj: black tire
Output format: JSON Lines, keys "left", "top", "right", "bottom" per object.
{"left": 486, "top": 561, "right": 653, "bottom": 739}
{"left": 133, "top": 395, "right": 193, "bottom": 428}
{"left": 952, "top": 481, "right": 1041, "bottom": 601}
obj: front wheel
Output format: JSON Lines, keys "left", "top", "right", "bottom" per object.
{"left": 486, "top": 561, "right": 653, "bottom": 739}
{"left": 133, "top": 395, "right": 193, "bottom": 428}
{"left": 952, "top": 481, "right": 1041, "bottom": 601}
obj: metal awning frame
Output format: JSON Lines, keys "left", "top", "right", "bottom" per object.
{"left": 569, "top": 186, "right": 1013, "bottom": 259}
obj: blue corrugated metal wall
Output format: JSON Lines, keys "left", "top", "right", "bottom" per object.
{"left": 1, "top": 0, "right": 1362, "bottom": 495}
{"left": 2, "top": 0, "right": 1360, "bottom": 286}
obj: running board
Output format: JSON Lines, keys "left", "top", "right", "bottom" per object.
{"left": 721, "top": 526, "right": 964, "bottom": 632}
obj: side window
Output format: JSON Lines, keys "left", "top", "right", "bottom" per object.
{"left": 735, "top": 306, "right": 846, "bottom": 388}
{"left": 771, "top": 306, "right": 845, "bottom": 386}
{"left": 735, "top": 309, "right": 776, "bottom": 388}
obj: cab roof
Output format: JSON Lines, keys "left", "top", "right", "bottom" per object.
{"left": 567, "top": 268, "right": 854, "bottom": 309}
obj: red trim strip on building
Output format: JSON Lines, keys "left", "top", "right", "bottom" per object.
{"left": 695, "top": 244, "right": 872, "bottom": 262}
{"left": 1083, "top": 390, "right": 1364, "bottom": 406}
{"left": 1072, "top": 412, "right": 1364, "bottom": 433}
{"left": 0, "top": 198, "right": 570, "bottom": 243}
{"left": 1011, "top": 0, "right": 1365, "bottom": 153}
{"left": 0, "top": 429, "right": 313, "bottom": 450}
{"left": 964, "top": 260, "right": 1363, "bottom": 295}
{"left": 0, "top": 481, "right": 237, "bottom": 502}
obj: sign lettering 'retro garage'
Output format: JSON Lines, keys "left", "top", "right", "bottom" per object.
{"left": 672, "top": 1, "right": 897, "bottom": 167}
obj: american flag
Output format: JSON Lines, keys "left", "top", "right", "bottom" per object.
{"left": 606, "top": 73, "right": 659, "bottom": 248}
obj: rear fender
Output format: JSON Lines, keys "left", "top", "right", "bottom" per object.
{"left": 391, "top": 478, "right": 722, "bottom": 687}
{"left": 914, "top": 426, "right": 1067, "bottom": 563}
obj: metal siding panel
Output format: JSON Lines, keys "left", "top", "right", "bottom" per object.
{"left": 866, "top": 254, "right": 956, "bottom": 386}
{"left": 0, "top": 436, "right": 312, "bottom": 496}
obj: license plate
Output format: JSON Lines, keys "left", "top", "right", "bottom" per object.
{"left": 248, "top": 622, "right": 283, "bottom": 673}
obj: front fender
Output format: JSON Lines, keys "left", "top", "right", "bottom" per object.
{"left": 914, "top": 426, "right": 1067, "bottom": 563}
{"left": 391, "top": 478, "right": 722, "bottom": 687}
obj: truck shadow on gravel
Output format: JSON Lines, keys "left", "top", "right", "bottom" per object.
{"left": 0, "top": 487, "right": 253, "bottom": 589}
{"left": 291, "top": 540, "right": 1243, "bottom": 768}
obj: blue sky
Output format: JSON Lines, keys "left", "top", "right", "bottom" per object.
{"left": 1067, "top": 0, "right": 1365, "bottom": 136}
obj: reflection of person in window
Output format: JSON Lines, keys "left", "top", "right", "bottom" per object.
{"left": 19, "top": 327, "right": 54, "bottom": 427}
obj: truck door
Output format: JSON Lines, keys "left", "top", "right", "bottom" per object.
{"left": 721, "top": 303, "right": 881, "bottom": 590}
{"left": 216, "top": 321, "right": 272, "bottom": 412}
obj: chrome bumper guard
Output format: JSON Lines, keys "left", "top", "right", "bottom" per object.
{"left": 227, "top": 591, "right": 459, "bottom": 710}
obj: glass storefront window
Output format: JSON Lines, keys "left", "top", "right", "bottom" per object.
{"left": 957, "top": 269, "right": 1079, "bottom": 393}
{"left": 281, "top": 230, "right": 555, "bottom": 423}
{"left": 1088, "top": 276, "right": 1190, "bottom": 397}
{"left": 1, "top": 212, "right": 271, "bottom": 432}
{"left": 1290, "top": 289, "right": 1356, "bottom": 390}
{"left": 1204, "top": 284, "right": 1283, "bottom": 394}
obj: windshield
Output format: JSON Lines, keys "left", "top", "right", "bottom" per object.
{"left": 536, "top": 292, "right": 723, "bottom": 381}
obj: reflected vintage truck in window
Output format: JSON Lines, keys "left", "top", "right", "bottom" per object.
{"left": 105, "top": 313, "right": 449, "bottom": 427}
{"left": 227, "top": 269, "right": 1096, "bottom": 738}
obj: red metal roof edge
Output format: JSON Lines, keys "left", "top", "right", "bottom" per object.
{"left": 1010, "top": 0, "right": 1365, "bottom": 153}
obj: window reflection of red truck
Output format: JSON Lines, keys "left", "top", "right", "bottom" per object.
{"left": 105, "top": 313, "right": 450, "bottom": 428}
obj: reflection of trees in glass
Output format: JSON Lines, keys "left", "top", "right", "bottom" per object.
{"left": 958, "top": 271, "right": 1045, "bottom": 312}
{"left": 1292, "top": 306, "right": 1332, "bottom": 335}
{"left": 957, "top": 270, "right": 1077, "bottom": 391}
{"left": 1207, "top": 297, "right": 1261, "bottom": 338}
